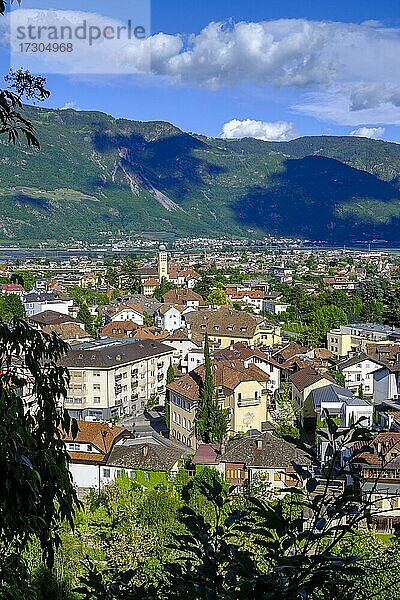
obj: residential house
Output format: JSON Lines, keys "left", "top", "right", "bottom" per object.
{"left": 322, "top": 277, "right": 358, "bottom": 291}
{"left": 309, "top": 384, "right": 373, "bottom": 429}
{"left": 29, "top": 310, "right": 84, "bottom": 330}
{"left": 338, "top": 353, "right": 382, "bottom": 399}
{"left": 1, "top": 283, "right": 24, "bottom": 297}
{"left": 163, "top": 327, "right": 202, "bottom": 370}
{"left": 106, "top": 304, "right": 144, "bottom": 326}
{"left": 263, "top": 300, "right": 291, "bottom": 315}
{"left": 142, "top": 278, "right": 159, "bottom": 296}
{"left": 214, "top": 342, "right": 281, "bottom": 395}
{"left": 61, "top": 338, "right": 173, "bottom": 421}
{"left": 100, "top": 321, "right": 140, "bottom": 338}
{"left": 225, "top": 289, "right": 266, "bottom": 313}
{"left": 155, "top": 304, "right": 188, "bottom": 333}
{"left": 62, "top": 420, "right": 131, "bottom": 490}
{"left": 290, "top": 367, "right": 335, "bottom": 427}
{"left": 105, "top": 440, "right": 186, "bottom": 488}
{"left": 353, "top": 433, "right": 400, "bottom": 533}
{"left": 185, "top": 307, "right": 281, "bottom": 350}
{"left": 218, "top": 432, "right": 310, "bottom": 497}
{"left": 23, "top": 292, "right": 74, "bottom": 318}
{"left": 162, "top": 288, "right": 204, "bottom": 307}
{"left": 42, "top": 323, "right": 92, "bottom": 344}
{"left": 167, "top": 360, "right": 271, "bottom": 449}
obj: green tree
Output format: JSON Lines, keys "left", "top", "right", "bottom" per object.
{"left": 122, "top": 257, "right": 141, "bottom": 294}
{"left": 206, "top": 288, "right": 230, "bottom": 306}
{"left": 0, "top": 321, "right": 79, "bottom": 571}
{"left": 327, "top": 369, "right": 346, "bottom": 387}
{"left": 154, "top": 277, "right": 178, "bottom": 301}
{"left": 0, "top": 67, "right": 49, "bottom": 147}
{"left": 143, "top": 311, "right": 155, "bottom": 327}
{"left": 274, "top": 383, "right": 300, "bottom": 439}
{"left": 15, "top": 269, "right": 35, "bottom": 292}
{"left": 197, "top": 334, "right": 229, "bottom": 444}
{"left": 311, "top": 304, "right": 348, "bottom": 344}
{"left": 77, "top": 303, "right": 95, "bottom": 337}
{"left": 0, "top": 294, "right": 25, "bottom": 321}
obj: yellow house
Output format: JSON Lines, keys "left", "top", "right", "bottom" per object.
{"left": 167, "top": 359, "right": 271, "bottom": 449}
{"left": 290, "top": 366, "right": 335, "bottom": 427}
{"left": 185, "top": 307, "right": 281, "bottom": 350}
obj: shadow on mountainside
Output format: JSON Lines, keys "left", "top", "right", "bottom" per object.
{"left": 232, "top": 155, "right": 400, "bottom": 241}
{"left": 92, "top": 131, "right": 226, "bottom": 202}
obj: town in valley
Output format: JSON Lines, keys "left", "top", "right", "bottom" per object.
{"left": 3, "top": 239, "right": 400, "bottom": 535}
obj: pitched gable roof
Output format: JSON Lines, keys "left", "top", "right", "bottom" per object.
{"left": 290, "top": 366, "right": 334, "bottom": 392}
{"left": 61, "top": 420, "right": 130, "bottom": 453}
{"left": 107, "top": 443, "right": 183, "bottom": 471}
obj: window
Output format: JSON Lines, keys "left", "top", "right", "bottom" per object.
{"left": 182, "top": 435, "right": 186, "bottom": 444}
{"left": 87, "top": 444, "right": 92, "bottom": 451}
{"left": 94, "top": 372, "right": 101, "bottom": 377}
{"left": 93, "top": 384, "right": 100, "bottom": 390}
{"left": 274, "top": 472, "right": 282, "bottom": 481}
{"left": 116, "top": 469, "right": 122, "bottom": 478}
{"left": 93, "top": 397, "right": 101, "bottom": 404}
{"left": 103, "top": 468, "right": 110, "bottom": 478}
{"left": 130, "top": 471, "right": 136, "bottom": 479}
{"left": 144, "top": 472, "right": 149, "bottom": 480}
{"left": 188, "top": 420, "right": 192, "bottom": 430}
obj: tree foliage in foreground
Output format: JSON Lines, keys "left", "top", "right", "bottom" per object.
{"left": 0, "top": 321, "right": 79, "bottom": 577}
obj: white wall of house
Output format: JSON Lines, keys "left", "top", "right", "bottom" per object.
{"left": 244, "top": 357, "right": 280, "bottom": 395}
{"left": 341, "top": 404, "right": 373, "bottom": 428}
{"left": 341, "top": 359, "right": 381, "bottom": 398}
{"left": 374, "top": 369, "right": 400, "bottom": 403}
{"left": 156, "top": 307, "right": 183, "bottom": 332}
{"left": 69, "top": 463, "right": 100, "bottom": 489}
{"left": 24, "top": 299, "right": 73, "bottom": 317}
{"left": 111, "top": 309, "right": 144, "bottom": 325}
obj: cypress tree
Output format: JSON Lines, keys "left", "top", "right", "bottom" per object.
{"left": 197, "top": 333, "right": 229, "bottom": 444}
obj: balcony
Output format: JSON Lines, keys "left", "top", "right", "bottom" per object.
{"left": 157, "top": 362, "right": 164, "bottom": 369}
{"left": 131, "top": 392, "right": 139, "bottom": 400}
{"left": 114, "top": 374, "right": 123, "bottom": 382}
{"left": 157, "top": 373, "right": 164, "bottom": 382}
{"left": 115, "top": 384, "right": 122, "bottom": 394}
{"left": 237, "top": 397, "right": 261, "bottom": 407}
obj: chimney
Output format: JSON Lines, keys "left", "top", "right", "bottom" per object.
{"left": 256, "top": 439, "right": 263, "bottom": 450}
{"left": 142, "top": 445, "right": 149, "bottom": 457}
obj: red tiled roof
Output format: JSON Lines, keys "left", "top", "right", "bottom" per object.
{"left": 61, "top": 420, "right": 130, "bottom": 454}
{"left": 192, "top": 443, "right": 221, "bottom": 465}
{"left": 290, "top": 366, "right": 334, "bottom": 392}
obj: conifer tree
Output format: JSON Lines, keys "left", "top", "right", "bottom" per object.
{"left": 197, "top": 334, "right": 229, "bottom": 444}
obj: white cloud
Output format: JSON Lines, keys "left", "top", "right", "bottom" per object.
{"left": 220, "top": 119, "right": 298, "bottom": 141}
{"left": 349, "top": 126, "right": 385, "bottom": 139}
{"left": 60, "top": 101, "right": 79, "bottom": 110}
{"left": 6, "top": 12, "right": 400, "bottom": 126}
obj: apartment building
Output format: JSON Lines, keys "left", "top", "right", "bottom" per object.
{"left": 328, "top": 324, "right": 400, "bottom": 358}
{"left": 61, "top": 338, "right": 173, "bottom": 421}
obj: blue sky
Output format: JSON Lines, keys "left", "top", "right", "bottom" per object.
{"left": 3, "top": 0, "right": 400, "bottom": 141}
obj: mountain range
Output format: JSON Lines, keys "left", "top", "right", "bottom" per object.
{"left": 1, "top": 105, "right": 400, "bottom": 243}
